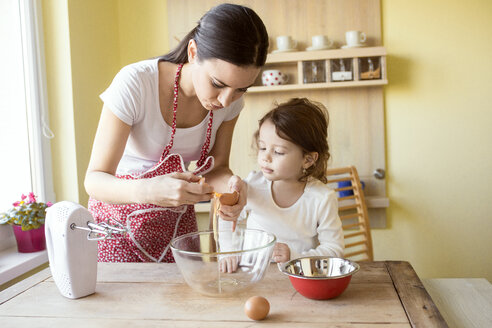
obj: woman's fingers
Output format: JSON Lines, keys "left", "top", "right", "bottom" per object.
{"left": 169, "top": 172, "right": 214, "bottom": 194}
{"left": 150, "top": 173, "right": 214, "bottom": 206}
{"left": 170, "top": 171, "right": 200, "bottom": 182}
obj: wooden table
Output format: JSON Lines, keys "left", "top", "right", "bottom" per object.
{"left": 423, "top": 278, "right": 492, "bottom": 328}
{"left": 0, "top": 261, "right": 447, "bottom": 327}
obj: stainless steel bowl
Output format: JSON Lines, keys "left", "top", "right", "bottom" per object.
{"left": 279, "top": 256, "right": 360, "bottom": 299}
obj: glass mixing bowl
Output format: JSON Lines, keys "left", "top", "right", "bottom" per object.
{"left": 170, "top": 229, "right": 276, "bottom": 297}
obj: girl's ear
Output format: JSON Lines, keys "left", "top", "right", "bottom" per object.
{"left": 303, "top": 152, "right": 319, "bottom": 169}
{"left": 187, "top": 39, "right": 198, "bottom": 64}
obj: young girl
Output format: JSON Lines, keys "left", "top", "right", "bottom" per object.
{"left": 239, "top": 98, "right": 344, "bottom": 263}
{"left": 85, "top": 4, "right": 269, "bottom": 262}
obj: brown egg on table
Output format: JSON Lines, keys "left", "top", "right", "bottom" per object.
{"left": 244, "top": 295, "right": 270, "bottom": 321}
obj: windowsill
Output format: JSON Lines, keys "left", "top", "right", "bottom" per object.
{"left": 0, "top": 246, "right": 48, "bottom": 285}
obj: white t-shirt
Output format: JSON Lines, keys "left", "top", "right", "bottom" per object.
{"left": 100, "top": 58, "right": 244, "bottom": 175}
{"left": 222, "top": 171, "right": 344, "bottom": 260}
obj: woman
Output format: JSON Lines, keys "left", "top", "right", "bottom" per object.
{"left": 85, "top": 3, "right": 269, "bottom": 262}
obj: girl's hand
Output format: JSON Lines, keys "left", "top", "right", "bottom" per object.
{"left": 219, "top": 256, "right": 239, "bottom": 273}
{"left": 272, "top": 243, "right": 291, "bottom": 263}
{"left": 145, "top": 172, "right": 214, "bottom": 207}
{"left": 218, "top": 175, "right": 247, "bottom": 221}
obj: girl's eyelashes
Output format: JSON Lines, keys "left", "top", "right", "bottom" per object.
{"left": 257, "top": 147, "right": 284, "bottom": 155}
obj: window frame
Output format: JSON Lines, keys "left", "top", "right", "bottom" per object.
{"left": 20, "top": 0, "right": 55, "bottom": 204}
{"left": 0, "top": 0, "right": 54, "bottom": 251}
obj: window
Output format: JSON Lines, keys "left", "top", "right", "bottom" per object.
{"left": 0, "top": 0, "right": 54, "bottom": 249}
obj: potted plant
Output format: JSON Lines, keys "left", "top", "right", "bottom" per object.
{"left": 0, "top": 192, "right": 52, "bottom": 253}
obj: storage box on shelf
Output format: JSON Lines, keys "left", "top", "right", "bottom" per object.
{"left": 358, "top": 56, "right": 382, "bottom": 80}
{"left": 249, "top": 46, "right": 387, "bottom": 93}
{"left": 330, "top": 58, "right": 353, "bottom": 82}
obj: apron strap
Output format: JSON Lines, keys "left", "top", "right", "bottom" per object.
{"left": 196, "top": 111, "right": 214, "bottom": 166}
{"left": 159, "top": 63, "right": 183, "bottom": 161}
{"left": 158, "top": 63, "right": 215, "bottom": 166}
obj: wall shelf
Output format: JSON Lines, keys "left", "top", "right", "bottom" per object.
{"left": 251, "top": 46, "right": 387, "bottom": 93}
{"left": 265, "top": 47, "right": 387, "bottom": 63}
{"left": 249, "top": 79, "right": 387, "bottom": 93}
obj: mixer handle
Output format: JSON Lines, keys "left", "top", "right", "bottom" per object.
{"left": 70, "top": 220, "right": 127, "bottom": 241}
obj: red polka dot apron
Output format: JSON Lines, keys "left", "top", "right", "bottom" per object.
{"left": 88, "top": 64, "right": 214, "bottom": 262}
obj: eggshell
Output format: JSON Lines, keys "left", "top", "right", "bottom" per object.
{"left": 244, "top": 296, "right": 270, "bottom": 320}
{"left": 218, "top": 191, "right": 239, "bottom": 206}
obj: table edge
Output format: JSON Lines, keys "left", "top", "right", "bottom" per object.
{"left": 385, "top": 261, "right": 449, "bottom": 328}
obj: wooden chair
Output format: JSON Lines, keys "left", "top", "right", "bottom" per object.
{"left": 326, "top": 166, "right": 373, "bottom": 261}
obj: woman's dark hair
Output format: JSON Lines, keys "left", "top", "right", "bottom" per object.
{"left": 254, "top": 98, "right": 330, "bottom": 183}
{"left": 160, "top": 3, "right": 269, "bottom": 67}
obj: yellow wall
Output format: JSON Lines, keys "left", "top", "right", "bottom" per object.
{"left": 43, "top": 0, "right": 168, "bottom": 206}
{"left": 42, "top": 0, "right": 79, "bottom": 202}
{"left": 67, "top": 0, "right": 121, "bottom": 206}
{"left": 117, "top": 0, "right": 168, "bottom": 66}
{"left": 379, "top": 0, "right": 492, "bottom": 280}
{"left": 43, "top": 0, "right": 491, "bottom": 280}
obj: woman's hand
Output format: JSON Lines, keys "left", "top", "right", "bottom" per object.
{"left": 218, "top": 175, "right": 247, "bottom": 221}
{"left": 272, "top": 242, "right": 291, "bottom": 263}
{"left": 144, "top": 172, "right": 214, "bottom": 207}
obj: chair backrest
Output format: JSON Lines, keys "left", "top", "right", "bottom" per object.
{"left": 326, "top": 166, "right": 373, "bottom": 261}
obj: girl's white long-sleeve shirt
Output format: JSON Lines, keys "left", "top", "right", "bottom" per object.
{"left": 222, "top": 171, "right": 344, "bottom": 260}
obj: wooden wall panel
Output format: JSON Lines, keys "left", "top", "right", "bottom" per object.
{"left": 167, "top": 0, "right": 382, "bottom": 50}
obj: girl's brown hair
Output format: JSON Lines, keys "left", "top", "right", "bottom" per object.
{"left": 254, "top": 98, "right": 330, "bottom": 183}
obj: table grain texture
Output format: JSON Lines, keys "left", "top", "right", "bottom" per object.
{"left": 423, "top": 278, "right": 492, "bottom": 328}
{"left": 0, "top": 261, "right": 447, "bottom": 327}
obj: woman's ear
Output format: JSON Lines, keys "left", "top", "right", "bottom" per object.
{"left": 303, "top": 152, "right": 319, "bottom": 169}
{"left": 187, "top": 39, "right": 198, "bottom": 64}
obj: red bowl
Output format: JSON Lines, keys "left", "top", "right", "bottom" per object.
{"left": 279, "top": 257, "right": 360, "bottom": 300}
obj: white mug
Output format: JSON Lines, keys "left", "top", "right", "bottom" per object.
{"left": 276, "top": 36, "right": 297, "bottom": 51}
{"left": 345, "top": 31, "right": 366, "bottom": 46}
{"left": 262, "top": 69, "right": 289, "bottom": 86}
{"left": 311, "top": 35, "right": 333, "bottom": 49}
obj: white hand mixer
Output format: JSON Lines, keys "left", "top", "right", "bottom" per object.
{"left": 45, "top": 201, "right": 126, "bottom": 299}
